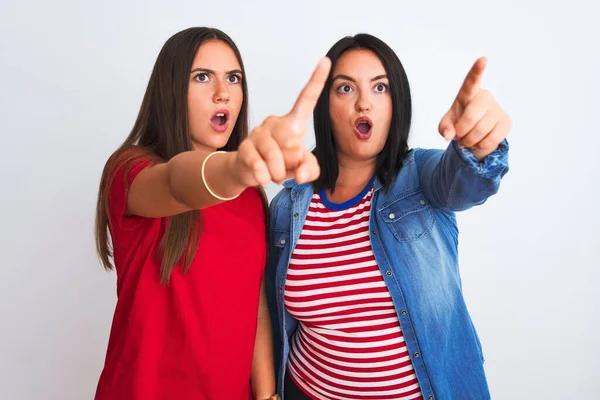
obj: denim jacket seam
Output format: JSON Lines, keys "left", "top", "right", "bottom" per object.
{"left": 376, "top": 187, "right": 423, "bottom": 211}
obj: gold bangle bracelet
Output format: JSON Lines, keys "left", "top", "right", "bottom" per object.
{"left": 201, "top": 151, "right": 241, "bottom": 201}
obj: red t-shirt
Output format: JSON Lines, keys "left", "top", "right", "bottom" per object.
{"left": 95, "top": 157, "right": 266, "bottom": 400}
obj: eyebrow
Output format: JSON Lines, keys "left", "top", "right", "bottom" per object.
{"left": 190, "top": 68, "right": 243, "bottom": 75}
{"left": 332, "top": 74, "right": 388, "bottom": 82}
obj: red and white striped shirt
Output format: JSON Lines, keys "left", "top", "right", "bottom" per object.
{"left": 285, "top": 185, "right": 423, "bottom": 400}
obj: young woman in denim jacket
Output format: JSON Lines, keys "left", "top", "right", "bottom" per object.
{"left": 266, "top": 34, "right": 511, "bottom": 400}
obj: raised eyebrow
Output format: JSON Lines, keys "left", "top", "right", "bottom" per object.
{"left": 371, "top": 74, "right": 388, "bottom": 81}
{"left": 332, "top": 74, "right": 388, "bottom": 83}
{"left": 190, "top": 68, "right": 214, "bottom": 74}
{"left": 190, "top": 68, "right": 243, "bottom": 76}
{"left": 332, "top": 74, "right": 356, "bottom": 83}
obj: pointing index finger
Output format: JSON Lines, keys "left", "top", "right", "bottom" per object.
{"left": 288, "top": 57, "right": 332, "bottom": 131}
{"left": 457, "top": 57, "right": 487, "bottom": 106}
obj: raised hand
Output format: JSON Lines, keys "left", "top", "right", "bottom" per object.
{"left": 234, "top": 57, "right": 332, "bottom": 186}
{"left": 438, "top": 57, "right": 511, "bottom": 161}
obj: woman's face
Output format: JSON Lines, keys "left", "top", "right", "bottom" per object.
{"left": 329, "top": 48, "right": 393, "bottom": 164}
{"left": 187, "top": 40, "right": 244, "bottom": 151}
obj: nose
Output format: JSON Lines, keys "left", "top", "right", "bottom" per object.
{"left": 213, "top": 81, "right": 230, "bottom": 104}
{"left": 355, "top": 90, "right": 371, "bottom": 113}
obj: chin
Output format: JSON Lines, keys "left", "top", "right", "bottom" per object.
{"left": 195, "top": 135, "right": 232, "bottom": 150}
{"left": 216, "top": 137, "right": 232, "bottom": 149}
{"left": 348, "top": 146, "right": 380, "bottom": 161}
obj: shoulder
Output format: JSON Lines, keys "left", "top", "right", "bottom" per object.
{"left": 109, "top": 145, "right": 159, "bottom": 167}
{"left": 377, "top": 148, "right": 439, "bottom": 198}
{"left": 268, "top": 179, "right": 313, "bottom": 212}
{"left": 270, "top": 186, "right": 292, "bottom": 211}
{"left": 106, "top": 146, "right": 160, "bottom": 190}
{"left": 408, "top": 147, "right": 444, "bottom": 166}
{"left": 387, "top": 147, "right": 434, "bottom": 180}
{"left": 104, "top": 147, "right": 161, "bottom": 232}
{"left": 268, "top": 187, "right": 290, "bottom": 227}
{"left": 268, "top": 185, "right": 297, "bottom": 231}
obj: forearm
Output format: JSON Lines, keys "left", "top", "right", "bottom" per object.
{"left": 251, "top": 280, "right": 277, "bottom": 399}
{"left": 417, "top": 140, "right": 509, "bottom": 211}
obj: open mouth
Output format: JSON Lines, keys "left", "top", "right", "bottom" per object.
{"left": 210, "top": 110, "right": 229, "bottom": 126}
{"left": 354, "top": 117, "right": 373, "bottom": 138}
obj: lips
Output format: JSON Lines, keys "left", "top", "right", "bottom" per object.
{"left": 354, "top": 116, "right": 373, "bottom": 139}
{"left": 210, "top": 109, "right": 230, "bottom": 133}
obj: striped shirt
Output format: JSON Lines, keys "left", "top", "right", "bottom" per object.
{"left": 284, "top": 184, "right": 423, "bottom": 400}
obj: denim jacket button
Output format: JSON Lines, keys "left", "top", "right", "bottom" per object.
{"left": 428, "top": 396, "right": 434, "bottom": 400}
{"left": 293, "top": 212, "right": 299, "bottom": 218}
{"left": 414, "top": 352, "right": 420, "bottom": 358}
{"left": 385, "top": 270, "right": 392, "bottom": 277}
{"left": 280, "top": 239, "right": 286, "bottom": 245}
{"left": 420, "top": 199, "right": 426, "bottom": 205}
{"left": 401, "top": 310, "right": 407, "bottom": 316}
{"left": 389, "top": 213, "right": 395, "bottom": 219}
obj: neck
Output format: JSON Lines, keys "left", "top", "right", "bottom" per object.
{"left": 336, "top": 153, "right": 376, "bottom": 188}
{"left": 325, "top": 153, "right": 376, "bottom": 203}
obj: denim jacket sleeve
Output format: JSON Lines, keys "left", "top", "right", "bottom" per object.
{"left": 413, "top": 139, "right": 509, "bottom": 211}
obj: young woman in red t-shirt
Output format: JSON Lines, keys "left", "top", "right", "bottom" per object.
{"left": 93, "top": 27, "right": 331, "bottom": 400}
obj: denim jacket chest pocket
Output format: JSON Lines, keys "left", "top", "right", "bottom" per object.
{"left": 378, "top": 189, "right": 435, "bottom": 242}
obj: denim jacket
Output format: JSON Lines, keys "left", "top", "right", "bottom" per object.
{"left": 266, "top": 140, "right": 509, "bottom": 400}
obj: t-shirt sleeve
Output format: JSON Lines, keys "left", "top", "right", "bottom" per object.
{"left": 107, "top": 157, "right": 154, "bottom": 231}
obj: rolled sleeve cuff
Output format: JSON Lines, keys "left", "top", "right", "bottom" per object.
{"left": 452, "top": 139, "right": 509, "bottom": 179}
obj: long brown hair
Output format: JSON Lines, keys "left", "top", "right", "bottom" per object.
{"left": 95, "top": 27, "right": 259, "bottom": 284}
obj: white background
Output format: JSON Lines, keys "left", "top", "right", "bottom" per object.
{"left": 1, "top": 0, "right": 598, "bottom": 399}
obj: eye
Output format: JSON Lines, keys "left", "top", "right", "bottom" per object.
{"left": 374, "top": 83, "right": 388, "bottom": 93}
{"left": 228, "top": 74, "right": 242, "bottom": 84}
{"left": 194, "top": 73, "right": 210, "bottom": 83}
{"left": 336, "top": 84, "right": 354, "bottom": 94}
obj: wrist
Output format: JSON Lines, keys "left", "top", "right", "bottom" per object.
{"left": 470, "top": 147, "right": 491, "bottom": 162}
{"left": 225, "top": 151, "right": 247, "bottom": 192}
{"left": 201, "top": 151, "right": 245, "bottom": 201}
